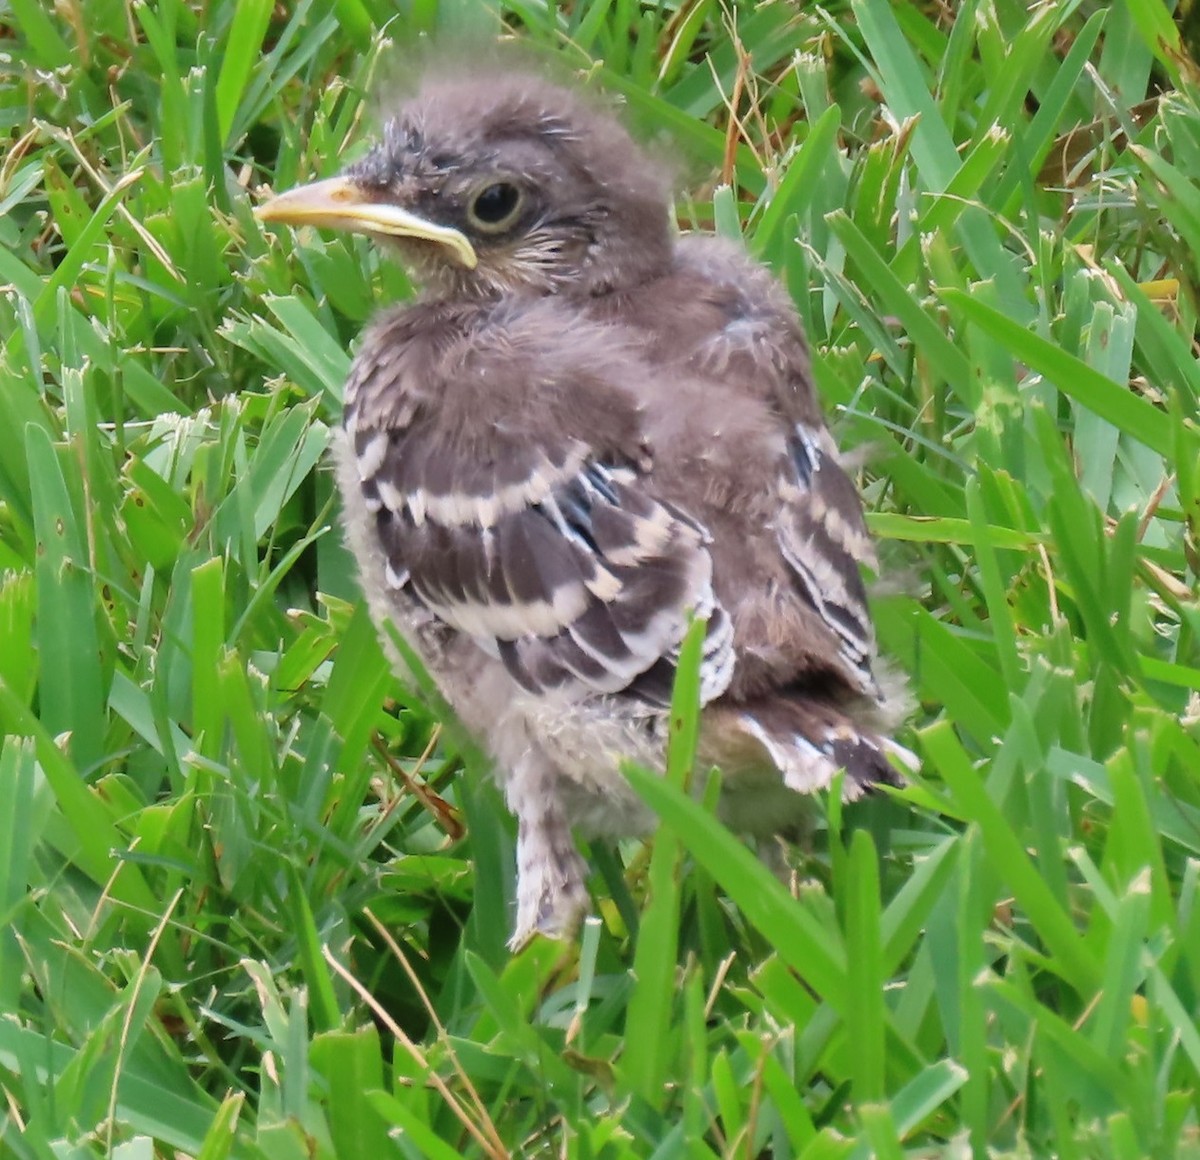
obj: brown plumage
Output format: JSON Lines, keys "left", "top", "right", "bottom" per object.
{"left": 257, "top": 68, "right": 914, "bottom": 945}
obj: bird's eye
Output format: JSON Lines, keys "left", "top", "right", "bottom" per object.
{"left": 467, "top": 182, "right": 524, "bottom": 232}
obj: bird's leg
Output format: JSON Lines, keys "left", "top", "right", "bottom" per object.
{"left": 506, "top": 750, "right": 590, "bottom": 949}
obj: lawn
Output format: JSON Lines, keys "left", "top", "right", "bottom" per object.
{"left": 2, "top": 0, "right": 1200, "bottom": 1155}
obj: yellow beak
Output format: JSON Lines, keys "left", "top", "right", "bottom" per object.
{"left": 255, "top": 176, "right": 478, "bottom": 270}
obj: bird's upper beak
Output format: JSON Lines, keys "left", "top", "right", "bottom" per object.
{"left": 255, "top": 176, "right": 478, "bottom": 270}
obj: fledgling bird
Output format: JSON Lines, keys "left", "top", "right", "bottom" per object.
{"left": 257, "top": 67, "right": 913, "bottom": 946}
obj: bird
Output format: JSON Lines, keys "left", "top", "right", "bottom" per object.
{"left": 256, "top": 65, "right": 914, "bottom": 947}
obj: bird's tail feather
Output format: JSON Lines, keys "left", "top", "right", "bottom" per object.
{"left": 711, "top": 697, "right": 914, "bottom": 799}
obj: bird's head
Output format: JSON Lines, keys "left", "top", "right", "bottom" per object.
{"left": 257, "top": 71, "right": 673, "bottom": 299}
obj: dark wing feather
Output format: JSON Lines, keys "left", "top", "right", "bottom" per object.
{"left": 344, "top": 301, "right": 734, "bottom": 707}
{"left": 374, "top": 449, "right": 730, "bottom": 705}
{"left": 775, "top": 422, "right": 881, "bottom": 700}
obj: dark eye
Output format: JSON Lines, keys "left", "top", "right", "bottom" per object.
{"left": 467, "top": 182, "right": 523, "bottom": 232}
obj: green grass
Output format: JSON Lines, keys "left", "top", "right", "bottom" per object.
{"left": 2, "top": 0, "right": 1200, "bottom": 1155}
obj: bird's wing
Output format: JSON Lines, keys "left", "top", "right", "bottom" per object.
{"left": 775, "top": 419, "right": 880, "bottom": 699}
{"left": 624, "top": 239, "right": 883, "bottom": 703}
{"left": 345, "top": 302, "right": 735, "bottom": 708}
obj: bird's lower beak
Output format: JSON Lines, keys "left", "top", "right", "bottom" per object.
{"left": 255, "top": 176, "right": 478, "bottom": 270}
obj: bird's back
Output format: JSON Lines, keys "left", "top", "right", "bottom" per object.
{"left": 584, "top": 235, "right": 883, "bottom": 708}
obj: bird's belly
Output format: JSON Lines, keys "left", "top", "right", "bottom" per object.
{"left": 513, "top": 692, "right": 664, "bottom": 836}
{"left": 493, "top": 688, "right": 817, "bottom": 841}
